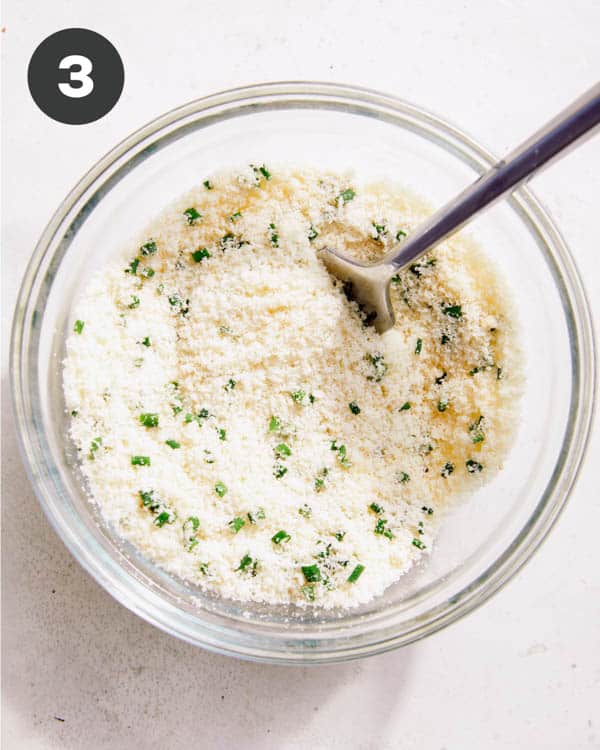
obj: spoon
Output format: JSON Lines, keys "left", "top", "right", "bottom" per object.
{"left": 319, "top": 83, "right": 600, "bottom": 333}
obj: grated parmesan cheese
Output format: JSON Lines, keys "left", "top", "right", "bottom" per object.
{"left": 63, "top": 166, "right": 522, "bottom": 608}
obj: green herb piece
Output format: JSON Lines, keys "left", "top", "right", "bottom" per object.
{"left": 366, "top": 353, "right": 387, "bottom": 381}
{"left": 348, "top": 401, "right": 361, "bottom": 415}
{"left": 141, "top": 266, "right": 155, "bottom": 278}
{"left": 269, "top": 223, "right": 279, "bottom": 247}
{"left": 497, "top": 366, "right": 503, "bottom": 380}
{"left": 347, "top": 564, "right": 365, "bottom": 583}
{"left": 339, "top": 188, "right": 356, "bottom": 203}
{"left": 308, "top": 225, "right": 319, "bottom": 241}
{"left": 274, "top": 443, "right": 291, "bottom": 459}
{"left": 268, "top": 415, "right": 281, "bottom": 432}
{"left": 141, "top": 336, "right": 151, "bottom": 347}
{"left": 469, "top": 416, "right": 485, "bottom": 443}
{"left": 192, "top": 247, "right": 211, "bottom": 263}
{"left": 199, "top": 562, "right": 210, "bottom": 575}
{"left": 73, "top": 319, "right": 85, "bottom": 334}
{"left": 372, "top": 222, "right": 387, "bottom": 241}
{"left": 441, "top": 462, "right": 455, "bottom": 478}
{"left": 203, "top": 180, "right": 213, "bottom": 190}
{"left": 334, "top": 531, "right": 346, "bottom": 542}
{"left": 183, "top": 207, "right": 201, "bottom": 225}
{"left": 128, "top": 295, "right": 140, "bottom": 309}
{"left": 298, "top": 504, "right": 312, "bottom": 518}
{"left": 437, "top": 399, "right": 449, "bottom": 412}
{"left": 442, "top": 304, "right": 462, "bottom": 319}
{"left": 441, "top": 333, "right": 450, "bottom": 345}
{"left": 308, "top": 393, "right": 315, "bottom": 404}
{"left": 314, "top": 477, "right": 325, "bottom": 492}
{"left": 224, "top": 378, "right": 237, "bottom": 392}
{"left": 409, "top": 258, "right": 436, "bottom": 277}
{"left": 415, "top": 338, "right": 422, "bottom": 355}
{"left": 140, "top": 241, "right": 157, "bottom": 256}
{"left": 301, "top": 564, "right": 321, "bottom": 583}
{"left": 139, "top": 489, "right": 159, "bottom": 511}
{"left": 215, "top": 481, "right": 227, "bottom": 498}
{"left": 273, "top": 463, "right": 288, "bottom": 479}
{"left": 272, "top": 530, "right": 291, "bottom": 545}
{"left": 466, "top": 459, "right": 483, "bottom": 473}
{"left": 88, "top": 436, "right": 102, "bottom": 460}
{"left": 421, "top": 506, "right": 434, "bottom": 515}
{"left": 412, "top": 538, "right": 426, "bottom": 550}
{"left": 236, "top": 554, "right": 254, "bottom": 572}
{"left": 185, "top": 409, "right": 210, "bottom": 426}
{"left": 369, "top": 502, "right": 384, "bottom": 514}
{"left": 168, "top": 294, "right": 189, "bottom": 315}
{"left": 183, "top": 516, "right": 200, "bottom": 550}
{"left": 301, "top": 584, "right": 316, "bottom": 601}
{"left": 330, "top": 440, "right": 351, "bottom": 468}
{"left": 217, "top": 428, "right": 227, "bottom": 441}
{"left": 247, "top": 508, "right": 266, "bottom": 525}
{"left": 125, "top": 258, "right": 139, "bottom": 275}
{"left": 71, "top": 410, "right": 78, "bottom": 417}
{"left": 391, "top": 274, "right": 401, "bottom": 285}
{"left": 399, "top": 401, "right": 411, "bottom": 411}
{"left": 229, "top": 211, "right": 242, "bottom": 222}
{"left": 291, "top": 390, "right": 306, "bottom": 403}
{"left": 374, "top": 518, "right": 394, "bottom": 539}
{"left": 398, "top": 471, "right": 410, "bottom": 483}
{"left": 228, "top": 516, "right": 245, "bottom": 533}
{"left": 435, "top": 371, "right": 447, "bottom": 385}
{"left": 154, "top": 509, "right": 177, "bottom": 527}
{"left": 139, "top": 413, "right": 159, "bottom": 428}
{"left": 259, "top": 165, "right": 271, "bottom": 180}
{"left": 165, "top": 439, "right": 180, "bottom": 449}
{"left": 395, "top": 229, "right": 407, "bottom": 240}
{"left": 131, "top": 455, "right": 151, "bottom": 466}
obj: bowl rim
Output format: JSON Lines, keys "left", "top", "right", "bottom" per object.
{"left": 10, "top": 81, "right": 596, "bottom": 663}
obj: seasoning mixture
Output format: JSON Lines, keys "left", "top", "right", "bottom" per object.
{"left": 63, "top": 165, "right": 522, "bottom": 608}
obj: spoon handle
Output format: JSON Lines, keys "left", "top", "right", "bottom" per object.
{"left": 384, "top": 82, "right": 600, "bottom": 275}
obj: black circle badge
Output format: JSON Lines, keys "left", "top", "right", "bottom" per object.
{"left": 28, "top": 28, "right": 124, "bottom": 125}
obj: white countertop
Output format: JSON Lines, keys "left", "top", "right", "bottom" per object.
{"left": 2, "top": 1, "right": 599, "bottom": 748}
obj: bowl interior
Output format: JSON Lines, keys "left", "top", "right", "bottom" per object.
{"left": 15, "top": 86, "right": 591, "bottom": 661}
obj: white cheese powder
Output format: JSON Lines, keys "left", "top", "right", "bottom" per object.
{"left": 63, "top": 166, "right": 522, "bottom": 608}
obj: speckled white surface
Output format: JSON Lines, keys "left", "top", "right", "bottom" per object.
{"left": 2, "top": 2, "right": 599, "bottom": 748}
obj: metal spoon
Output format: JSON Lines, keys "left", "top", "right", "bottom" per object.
{"left": 319, "top": 83, "right": 600, "bottom": 333}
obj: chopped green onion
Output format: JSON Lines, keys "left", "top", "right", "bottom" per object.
{"left": 291, "top": 390, "right": 306, "bottom": 403}
{"left": 215, "top": 481, "right": 227, "bottom": 498}
{"left": 229, "top": 211, "right": 242, "bottom": 222}
{"left": 369, "top": 502, "right": 384, "bottom": 514}
{"left": 203, "top": 180, "right": 213, "bottom": 190}
{"left": 228, "top": 516, "right": 245, "bottom": 533}
{"left": 398, "top": 471, "right": 410, "bottom": 483}
{"left": 308, "top": 225, "right": 319, "bottom": 241}
{"left": 366, "top": 352, "right": 387, "bottom": 381}
{"left": 437, "top": 399, "right": 449, "bottom": 412}
{"left": 183, "top": 516, "right": 200, "bottom": 550}
{"left": 236, "top": 554, "right": 254, "bottom": 572}
{"left": 435, "top": 371, "right": 447, "bottom": 385}
{"left": 372, "top": 222, "right": 387, "bottom": 241}
{"left": 269, "top": 223, "right": 279, "bottom": 247}
{"left": 395, "top": 229, "right": 407, "bottom": 240}
{"left": 73, "top": 320, "right": 85, "bottom": 334}
{"left": 399, "top": 401, "right": 411, "bottom": 411}
{"left": 139, "top": 413, "right": 159, "bottom": 428}
{"left": 273, "top": 463, "right": 288, "bottom": 479}
{"left": 298, "top": 504, "right": 312, "bottom": 518}
{"left": 183, "top": 207, "right": 201, "bottom": 225}
{"left": 422, "top": 506, "right": 434, "bottom": 515}
{"left": 441, "top": 462, "right": 455, "bottom": 477}
{"left": 301, "top": 584, "right": 316, "bottom": 601}
{"left": 374, "top": 518, "right": 394, "bottom": 539}
{"left": 140, "top": 241, "right": 157, "bottom": 256}
{"left": 141, "top": 336, "right": 151, "bottom": 347}
{"left": 259, "top": 165, "right": 271, "bottom": 180}
{"left": 348, "top": 401, "right": 361, "bottom": 415}
{"left": 247, "top": 508, "right": 266, "bottom": 525}
{"left": 154, "top": 510, "right": 177, "bottom": 527}
{"left": 199, "top": 562, "right": 210, "bottom": 575}
{"left": 347, "top": 564, "right": 365, "bottom": 583}
{"left": 128, "top": 295, "right": 140, "bottom": 309}
{"left": 466, "top": 459, "right": 484, "bottom": 473}
{"left": 334, "top": 531, "right": 346, "bottom": 541}
{"left": 271, "top": 530, "right": 291, "bottom": 545}
{"left": 469, "top": 416, "right": 485, "bottom": 443}
{"left": 125, "top": 258, "right": 139, "bottom": 275}
{"left": 217, "top": 428, "right": 226, "bottom": 441}
{"left": 339, "top": 188, "right": 356, "bottom": 203}
{"left": 268, "top": 415, "right": 281, "bottom": 432}
{"left": 131, "top": 455, "right": 151, "bottom": 466}
{"left": 141, "top": 266, "right": 155, "bottom": 278}
{"left": 192, "top": 247, "right": 211, "bottom": 263}
{"left": 442, "top": 304, "right": 462, "bottom": 319}
{"left": 274, "top": 443, "right": 291, "bottom": 459}
{"left": 224, "top": 378, "right": 237, "bottom": 392}
{"left": 165, "top": 439, "right": 180, "bottom": 449}
{"left": 301, "top": 564, "right": 321, "bottom": 583}
{"left": 412, "top": 538, "right": 426, "bottom": 550}
{"left": 415, "top": 338, "right": 422, "bottom": 355}
{"left": 88, "top": 436, "right": 102, "bottom": 460}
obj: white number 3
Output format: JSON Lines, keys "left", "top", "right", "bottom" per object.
{"left": 58, "top": 55, "right": 94, "bottom": 98}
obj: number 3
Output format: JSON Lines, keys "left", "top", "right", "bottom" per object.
{"left": 58, "top": 55, "right": 94, "bottom": 98}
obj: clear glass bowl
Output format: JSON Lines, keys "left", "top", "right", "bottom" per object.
{"left": 10, "top": 82, "right": 595, "bottom": 663}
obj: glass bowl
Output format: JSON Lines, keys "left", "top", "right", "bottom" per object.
{"left": 10, "top": 82, "right": 595, "bottom": 664}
